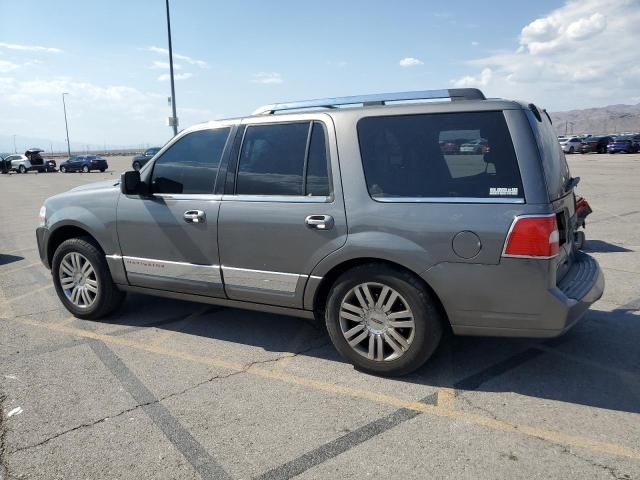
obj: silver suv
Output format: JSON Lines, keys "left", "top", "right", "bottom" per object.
{"left": 36, "top": 89, "right": 604, "bottom": 376}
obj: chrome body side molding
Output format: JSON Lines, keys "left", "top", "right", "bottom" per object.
{"left": 122, "top": 256, "right": 222, "bottom": 284}
{"left": 221, "top": 266, "right": 303, "bottom": 294}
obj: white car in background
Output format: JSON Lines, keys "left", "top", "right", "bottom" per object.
{"left": 559, "top": 137, "right": 583, "bottom": 154}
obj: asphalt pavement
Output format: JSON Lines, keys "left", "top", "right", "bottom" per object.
{"left": 1, "top": 154, "right": 639, "bottom": 479}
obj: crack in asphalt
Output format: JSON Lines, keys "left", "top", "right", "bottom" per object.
{"left": 6, "top": 336, "right": 330, "bottom": 458}
{"left": 7, "top": 369, "right": 240, "bottom": 456}
{"left": 560, "top": 446, "right": 633, "bottom": 480}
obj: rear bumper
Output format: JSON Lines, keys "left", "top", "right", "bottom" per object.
{"left": 36, "top": 226, "right": 51, "bottom": 269}
{"left": 423, "top": 252, "right": 604, "bottom": 338}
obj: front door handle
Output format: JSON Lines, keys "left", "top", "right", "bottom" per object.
{"left": 184, "top": 210, "right": 206, "bottom": 224}
{"left": 305, "top": 215, "right": 334, "bottom": 230}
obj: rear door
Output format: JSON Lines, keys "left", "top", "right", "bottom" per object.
{"left": 117, "top": 125, "right": 233, "bottom": 297}
{"left": 218, "top": 116, "right": 347, "bottom": 308}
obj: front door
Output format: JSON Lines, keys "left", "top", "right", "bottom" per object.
{"left": 117, "top": 126, "right": 232, "bottom": 297}
{"left": 218, "top": 116, "right": 347, "bottom": 308}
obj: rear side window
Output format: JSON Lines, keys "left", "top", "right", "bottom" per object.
{"left": 151, "top": 128, "right": 230, "bottom": 194}
{"left": 236, "top": 122, "right": 330, "bottom": 196}
{"left": 357, "top": 111, "right": 523, "bottom": 200}
{"left": 526, "top": 109, "right": 570, "bottom": 201}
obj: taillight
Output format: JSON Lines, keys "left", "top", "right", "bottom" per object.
{"left": 502, "top": 214, "right": 559, "bottom": 259}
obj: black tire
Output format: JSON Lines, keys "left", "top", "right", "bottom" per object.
{"left": 82, "top": 165, "right": 89, "bottom": 173}
{"left": 51, "top": 237, "right": 126, "bottom": 319}
{"left": 60, "top": 166, "right": 67, "bottom": 173}
{"left": 100, "top": 168, "right": 106, "bottom": 173}
{"left": 18, "top": 165, "right": 26, "bottom": 174}
{"left": 324, "top": 264, "right": 443, "bottom": 376}
{"left": 569, "top": 147, "right": 574, "bottom": 154}
{"left": 132, "top": 161, "right": 141, "bottom": 171}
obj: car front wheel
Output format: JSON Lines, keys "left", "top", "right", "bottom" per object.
{"left": 60, "top": 166, "right": 67, "bottom": 173}
{"left": 325, "top": 264, "right": 443, "bottom": 376}
{"left": 52, "top": 237, "right": 126, "bottom": 319}
{"left": 132, "top": 161, "right": 141, "bottom": 171}
{"left": 18, "top": 165, "right": 26, "bottom": 174}
{"left": 82, "top": 165, "right": 89, "bottom": 173}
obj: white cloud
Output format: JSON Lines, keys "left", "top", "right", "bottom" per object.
{"left": 0, "top": 60, "right": 20, "bottom": 73}
{"left": 157, "top": 72, "right": 192, "bottom": 81}
{"left": 566, "top": 12, "right": 606, "bottom": 40}
{"left": 252, "top": 72, "right": 283, "bottom": 84}
{"left": 152, "top": 61, "right": 182, "bottom": 70}
{"left": 147, "top": 46, "right": 208, "bottom": 68}
{"left": 399, "top": 57, "right": 424, "bottom": 67}
{"left": 471, "top": 41, "right": 479, "bottom": 47}
{"left": 449, "top": 0, "right": 640, "bottom": 110}
{"left": 0, "top": 42, "right": 62, "bottom": 53}
{"left": 451, "top": 68, "right": 492, "bottom": 88}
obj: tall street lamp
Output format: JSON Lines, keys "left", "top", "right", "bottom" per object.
{"left": 62, "top": 92, "right": 71, "bottom": 157}
{"left": 165, "top": 0, "right": 178, "bottom": 136}
{"left": 13, "top": 134, "right": 17, "bottom": 153}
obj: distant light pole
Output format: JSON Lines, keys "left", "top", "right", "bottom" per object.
{"left": 12, "top": 134, "right": 17, "bottom": 153}
{"left": 62, "top": 93, "right": 71, "bottom": 157}
{"left": 165, "top": 0, "right": 178, "bottom": 136}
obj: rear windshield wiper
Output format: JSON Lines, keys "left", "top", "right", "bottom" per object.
{"left": 565, "top": 176, "right": 580, "bottom": 192}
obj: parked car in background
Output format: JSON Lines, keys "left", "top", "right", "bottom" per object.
{"left": 580, "top": 136, "right": 614, "bottom": 154}
{"left": 59, "top": 155, "right": 108, "bottom": 173}
{"left": 131, "top": 147, "right": 161, "bottom": 171}
{"left": 36, "top": 88, "right": 604, "bottom": 376}
{"left": 0, "top": 154, "right": 10, "bottom": 174}
{"left": 559, "top": 137, "right": 583, "bottom": 154}
{"left": 25, "top": 149, "right": 57, "bottom": 172}
{"left": 459, "top": 138, "right": 489, "bottom": 154}
{"left": 607, "top": 136, "right": 638, "bottom": 153}
{"left": 2, "top": 149, "right": 56, "bottom": 173}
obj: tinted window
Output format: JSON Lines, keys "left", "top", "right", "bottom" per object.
{"left": 305, "top": 122, "right": 330, "bottom": 196}
{"left": 236, "top": 123, "right": 309, "bottom": 195}
{"left": 357, "top": 112, "right": 523, "bottom": 199}
{"left": 151, "top": 128, "right": 230, "bottom": 194}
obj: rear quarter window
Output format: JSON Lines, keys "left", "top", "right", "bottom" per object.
{"left": 357, "top": 111, "right": 523, "bottom": 200}
{"left": 526, "top": 109, "right": 571, "bottom": 201}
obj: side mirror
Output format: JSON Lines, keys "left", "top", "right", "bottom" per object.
{"left": 121, "top": 170, "right": 143, "bottom": 195}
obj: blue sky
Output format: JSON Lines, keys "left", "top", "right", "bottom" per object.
{"left": 1, "top": 0, "right": 638, "bottom": 151}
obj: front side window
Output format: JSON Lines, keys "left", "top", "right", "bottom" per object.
{"left": 151, "top": 128, "right": 230, "bottom": 194}
{"left": 236, "top": 122, "right": 330, "bottom": 196}
{"left": 357, "top": 111, "right": 523, "bottom": 199}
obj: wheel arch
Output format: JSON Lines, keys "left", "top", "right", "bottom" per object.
{"left": 308, "top": 257, "right": 450, "bottom": 329}
{"left": 47, "top": 224, "right": 105, "bottom": 267}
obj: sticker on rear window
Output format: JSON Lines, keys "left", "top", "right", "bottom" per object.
{"left": 490, "top": 187, "right": 519, "bottom": 196}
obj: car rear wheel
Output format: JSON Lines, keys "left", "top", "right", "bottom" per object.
{"left": 100, "top": 168, "right": 105, "bottom": 173}
{"left": 52, "top": 237, "right": 126, "bottom": 319}
{"left": 18, "top": 165, "right": 26, "bottom": 174}
{"left": 133, "top": 161, "right": 141, "bottom": 171}
{"left": 82, "top": 165, "right": 89, "bottom": 173}
{"left": 325, "top": 264, "right": 443, "bottom": 376}
{"left": 569, "top": 146, "right": 574, "bottom": 154}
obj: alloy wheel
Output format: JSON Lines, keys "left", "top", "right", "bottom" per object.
{"left": 339, "top": 282, "right": 415, "bottom": 362}
{"left": 58, "top": 252, "right": 99, "bottom": 308}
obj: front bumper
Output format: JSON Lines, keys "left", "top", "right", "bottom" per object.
{"left": 36, "top": 226, "right": 51, "bottom": 269}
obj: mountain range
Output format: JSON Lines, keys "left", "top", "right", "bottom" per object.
{"left": 549, "top": 103, "right": 640, "bottom": 136}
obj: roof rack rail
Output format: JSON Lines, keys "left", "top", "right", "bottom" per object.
{"left": 252, "top": 88, "right": 485, "bottom": 115}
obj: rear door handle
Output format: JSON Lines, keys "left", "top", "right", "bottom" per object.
{"left": 184, "top": 210, "right": 206, "bottom": 224}
{"left": 305, "top": 215, "right": 334, "bottom": 230}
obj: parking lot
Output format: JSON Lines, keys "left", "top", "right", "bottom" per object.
{"left": 1, "top": 153, "right": 639, "bottom": 479}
